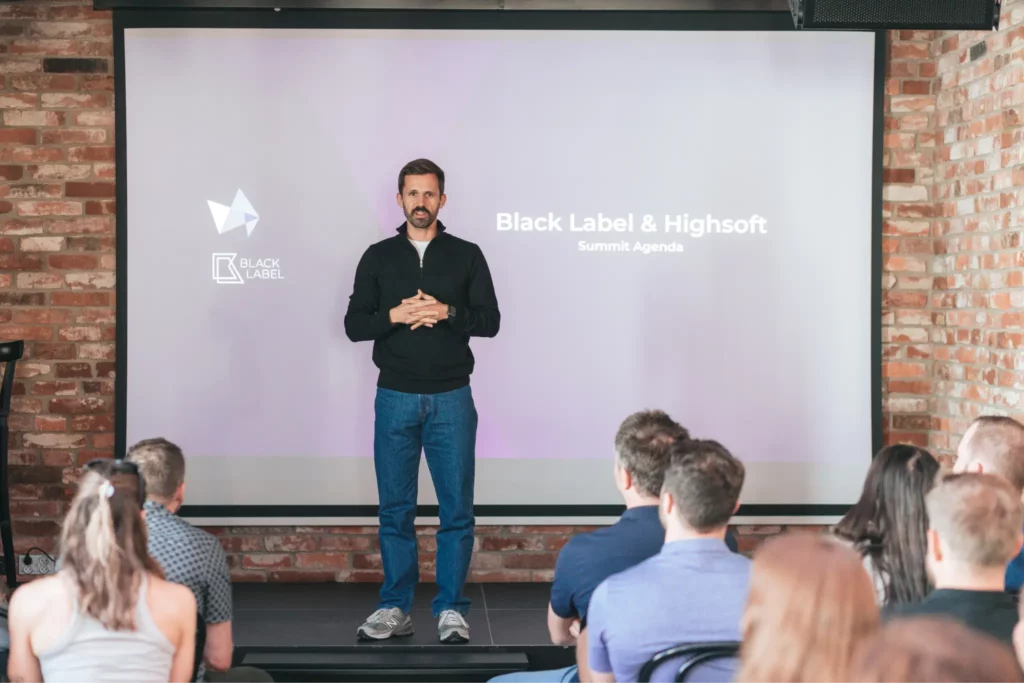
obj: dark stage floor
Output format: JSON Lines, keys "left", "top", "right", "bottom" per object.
{"left": 232, "top": 583, "right": 574, "bottom": 682}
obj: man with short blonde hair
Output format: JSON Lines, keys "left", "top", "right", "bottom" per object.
{"left": 127, "top": 438, "right": 269, "bottom": 683}
{"left": 889, "top": 472, "right": 1023, "bottom": 648}
{"left": 954, "top": 415, "right": 1024, "bottom": 591}
{"left": 955, "top": 415, "right": 1024, "bottom": 492}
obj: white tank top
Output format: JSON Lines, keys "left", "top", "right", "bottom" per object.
{"left": 36, "top": 575, "right": 175, "bottom": 683}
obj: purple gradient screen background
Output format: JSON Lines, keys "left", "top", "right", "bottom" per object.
{"left": 124, "top": 28, "right": 874, "bottom": 507}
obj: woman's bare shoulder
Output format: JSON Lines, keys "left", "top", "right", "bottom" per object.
{"left": 148, "top": 574, "right": 197, "bottom": 615}
{"left": 9, "top": 575, "right": 67, "bottom": 622}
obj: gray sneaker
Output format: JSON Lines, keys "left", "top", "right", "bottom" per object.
{"left": 438, "top": 609, "right": 469, "bottom": 643}
{"left": 356, "top": 607, "right": 414, "bottom": 640}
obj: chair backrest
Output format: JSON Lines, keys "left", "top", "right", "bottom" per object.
{"left": 638, "top": 641, "right": 741, "bottom": 683}
{"left": 191, "top": 616, "right": 207, "bottom": 683}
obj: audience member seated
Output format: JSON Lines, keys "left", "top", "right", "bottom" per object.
{"left": 128, "top": 438, "right": 273, "bottom": 683}
{"left": 953, "top": 415, "right": 1024, "bottom": 592}
{"left": 851, "top": 616, "right": 1023, "bottom": 683}
{"left": 834, "top": 445, "right": 939, "bottom": 606}
{"left": 887, "top": 472, "right": 1023, "bottom": 648}
{"left": 491, "top": 412, "right": 739, "bottom": 683}
{"left": 586, "top": 438, "right": 749, "bottom": 683}
{"left": 735, "top": 533, "right": 879, "bottom": 683}
{"left": 7, "top": 460, "right": 197, "bottom": 682}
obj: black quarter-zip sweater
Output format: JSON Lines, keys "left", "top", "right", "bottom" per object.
{"left": 344, "top": 221, "right": 501, "bottom": 394}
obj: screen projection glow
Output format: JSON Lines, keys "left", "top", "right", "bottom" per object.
{"left": 123, "top": 26, "right": 877, "bottom": 513}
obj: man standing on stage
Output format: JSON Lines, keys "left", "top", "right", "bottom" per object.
{"left": 345, "top": 159, "right": 500, "bottom": 643}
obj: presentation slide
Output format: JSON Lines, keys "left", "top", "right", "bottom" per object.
{"left": 123, "top": 26, "right": 877, "bottom": 514}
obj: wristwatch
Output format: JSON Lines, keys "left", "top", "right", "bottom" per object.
{"left": 447, "top": 305, "right": 456, "bottom": 320}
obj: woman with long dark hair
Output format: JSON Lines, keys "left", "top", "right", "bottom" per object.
{"left": 834, "top": 444, "right": 941, "bottom": 606}
{"left": 7, "top": 460, "right": 197, "bottom": 682}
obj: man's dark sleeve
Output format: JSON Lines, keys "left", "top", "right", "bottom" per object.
{"left": 345, "top": 246, "right": 394, "bottom": 342}
{"left": 725, "top": 528, "right": 738, "bottom": 553}
{"left": 548, "top": 540, "right": 577, "bottom": 619}
{"left": 449, "top": 245, "right": 500, "bottom": 338}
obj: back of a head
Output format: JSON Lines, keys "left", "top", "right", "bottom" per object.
{"left": 850, "top": 617, "right": 1023, "bottom": 683}
{"left": 926, "top": 472, "right": 1024, "bottom": 569}
{"left": 834, "top": 444, "right": 940, "bottom": 604}
{"left": 736, "top": 533, "right": 880, "bottom": 683}
{"left": 661, "top": 439, "right": 744, "bottom": 532}
{"left": 61, "top": 463, "right": 160, "bottom": 631}
{"left": 614, "top": 410, "right": 688, "bottom": 498}
{"left": 126, "top": 437, "right": 186, "bottom": 501}
{"left": 958, "top": 416, "right": 1024, "bottom": 494}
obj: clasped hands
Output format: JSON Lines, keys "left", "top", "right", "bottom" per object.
{"left": 389, "top": 290, "right": 448, "bottom": 330}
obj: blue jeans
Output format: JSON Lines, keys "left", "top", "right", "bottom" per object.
{"left": 490, "top": 666, "right": 578, "bottom": 682}
{"left": 374, "top": 386, "right": 477, "bottom": 616}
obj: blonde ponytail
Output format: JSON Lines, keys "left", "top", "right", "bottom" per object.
{"left": 60, "top": 468, "right": 161, "bottom": 631}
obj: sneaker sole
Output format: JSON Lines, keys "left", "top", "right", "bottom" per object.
{"left": 439, "top": 630, "right": 469, "bottom": 644}
{"left": 356, "top": 623, "right": 415, "bottom": 640}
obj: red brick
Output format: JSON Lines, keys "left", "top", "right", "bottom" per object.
{"left": 13, "top": 520, "right": 60, "bottom": 536}
{"left": 68, "top": 146, "right": 114, "bottom": 162}
{"left": 29, "top": 343, "right": 76, "bottom": 360}
{"left": 0, "top": 166, "right": 24, "bottom": 181}
{"left": 264, "top": 535, "right": 318, "bottom": 552}
{"left": 84, "top": 200, "right": 115, "bottom": 215}
{"left": 11, "top": 74, "right": 77, "bottom": 90}
{"left": 501, "top": 553, "right": 557, "bottom": 570}
{"left": 65, "top": 182, "right": 113, "bottom": 198}
{"left": 40, "top": 93, "right": 108, "bottom": 108}
{"left": 3, "top": 111, "right": 61, "bottom": 127}
{"left": 77, "top": 343, "right": 114, "bottom": 360}
{"left": 12, "top": 309, "right": 69, "bottom": 324}
{"left": 40, "top": 129, "right": 106, "bottom": 144}
{"left": 48, "top": 254, "right": 98, "bottom": 270}
{"left": 70, "top": 415, "right": 114, "bottom": 432}
{"left": 49, "top": 397, "right": 106, "bottom": 414}
{"left": 230, "top": 570, "right": 267, "bottom": 583}
{"left": 0, "top": 325, "right": 52, "bottom": 341}
{"left": 51, "top": 291, "right": 109, "bottom": 306}
{"left": 241, "top": 554, "right": 292, "bottom": 569}
{"left": 95, "top": 362, "right": 115, "bottom": 378}
{"left": 0, "top": 129, "right": 37, "bottom": 144}
{"left": 70, "top": 308, "right": 114, "bottom": 325}
{"left": 0, "top": 254, "right": 44, "bottom": 270}
{"left": 91, "top": 433, "right": 114, "bottom": 448}
{"left": 296, "top": 553, "right": 350, "bottom": 570}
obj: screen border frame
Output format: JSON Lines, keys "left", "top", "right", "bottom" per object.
{"left": 113, "top": 9, "right": 885, "bottom": 520}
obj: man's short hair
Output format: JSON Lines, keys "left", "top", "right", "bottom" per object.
{"left": 126, "top": 437, "right": 186, "bottom": 500}
{"left": 959, "top": 415, "right": 1024, "bottom": 493}
{"left": 614, "top": 410, "right": 688, "bottom": 498}
{"left": 663, "top": 439, "right": 745, "bottom": 532}
{"left": 925, "top": 472, "right": 1023, "bottom": 567}
{"left": 398, "top": 158, "right": 445, "bottom": 195}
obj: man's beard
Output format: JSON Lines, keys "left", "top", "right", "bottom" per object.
{"left": 406, "top": 206, "right": 435, "bottom": 229}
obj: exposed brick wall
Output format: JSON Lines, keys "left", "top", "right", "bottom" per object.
{"left": 882, "top": 0, "right": 1024, "bottom": 460}
{"left": 1, "top": 0, "right": 1021, "bottom": 580}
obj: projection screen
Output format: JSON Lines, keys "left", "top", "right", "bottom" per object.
{"left": 117, "top": 11, "right": 882, "bottom": 522}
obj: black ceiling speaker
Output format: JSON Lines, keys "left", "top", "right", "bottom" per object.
{"left": 789, "top": 0, "right": 1001, "bottom": 30}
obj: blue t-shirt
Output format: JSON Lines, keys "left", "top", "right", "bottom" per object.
{"left": 549, "top": 506, "right": 740, "bottom": 624}
{"left": 1006, "top": 544, "right": 1024, "bottom": 592}
{"left": 550, "top": 506, "right": 664, "bottom": 624}
{"left": 587, "top": 539, "right": 751, "bottom": 683}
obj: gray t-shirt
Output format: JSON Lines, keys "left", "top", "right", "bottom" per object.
{"left": 587, "top": 538, "right": 750, "bottom": 683}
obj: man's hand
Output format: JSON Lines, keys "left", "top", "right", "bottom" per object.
{"left": 391, "top": 290, "right": 448, "bottom": 330}
{"left": 569, "top": 619, "right": 581, "bottom": 640}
